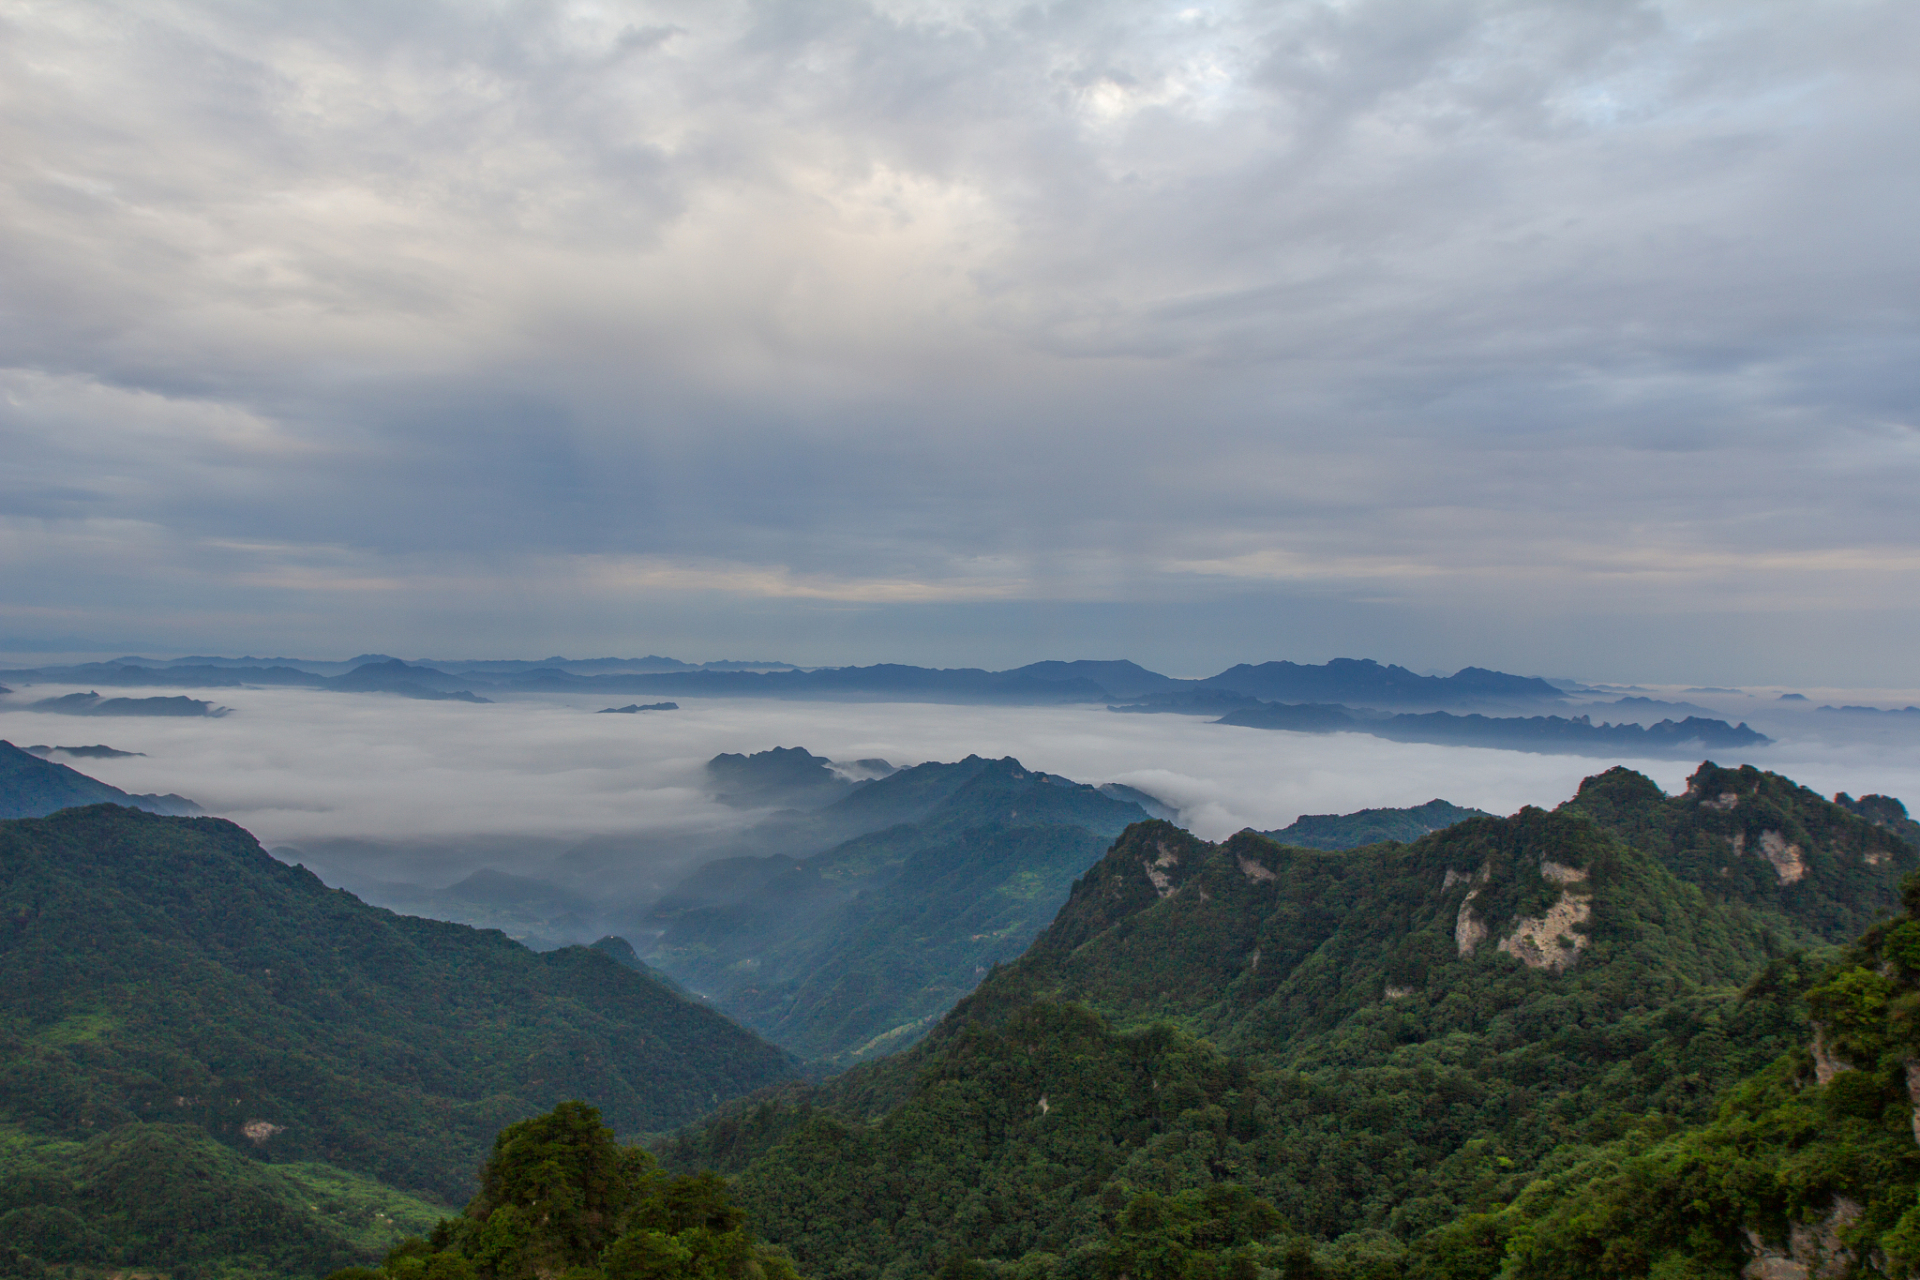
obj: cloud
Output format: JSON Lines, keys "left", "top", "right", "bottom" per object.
{"left": 1, "top": 1, "right": 1918, "bottom": 678}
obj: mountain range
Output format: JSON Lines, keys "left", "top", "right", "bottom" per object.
{"left": 5, "top": 738, "right": 1918, "bottom": 1279}
{"left": 662, "top": 761, "right": 1919, "bottom": 1279}
{"left": 0, "top": 655, "right": 1566, "bottom": 711}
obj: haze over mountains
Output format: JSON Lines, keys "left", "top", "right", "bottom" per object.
{"left": 2, "top": 653, "right": 1788, "bottom": 760}
{"left": 0, "top": 653, "right": 1563, "bottom": 706}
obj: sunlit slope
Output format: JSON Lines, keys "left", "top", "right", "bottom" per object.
{"left": 0, "top": 1120, "right": 446, "bottom": 1279}
{"left": 0, "top": 806, "right": 795, "bottom": 1205}
{"left": 664, "top": 764, "right": 1916, "bottom": 1279}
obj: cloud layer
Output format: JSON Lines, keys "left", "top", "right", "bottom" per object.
{"left": 3, "top": 1, "right": 1918, "bottom": 679}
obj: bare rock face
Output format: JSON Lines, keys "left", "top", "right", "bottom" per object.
{"left": 1497, "top": 893, "right": 1593, "bottom": 973}
{"left": 1742, "top": 1198, "right": 1861, "bottom": 1280}
{"left": 1454, "top": 866, "right": 1491, "bottom": 957}
{"left": 1908, "top": 1059, "right": 1920, "bottom": 1146}
{"left": 1453, "top": 859, "right": 1591, "bottom": 972}
{"left": 1757, "top": 830, "right": 1808, "bottom": 884}
{"left": 1142, "top": 841, "right": 1180, "bottom": 898}
{"left": 1809, "top": 1025, "right": 1852, "bottom": 1086}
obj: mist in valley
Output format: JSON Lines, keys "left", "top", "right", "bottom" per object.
{"left": 6, "top": 677, "right": 1918, "bottom": 960}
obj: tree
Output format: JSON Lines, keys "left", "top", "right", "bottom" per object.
{"left": 343, "top": 1103, "right": 798, "bottom": 1280}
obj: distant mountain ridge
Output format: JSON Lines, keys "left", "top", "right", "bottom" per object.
{"left": 1263, "top": 798, "right": 1489, "bottom": 849}
{"left": 1214, "top": 702, "right": 1770, "bottom": 757}
{"left": 0, "top": 654, "right": 1578, "bottom": 710}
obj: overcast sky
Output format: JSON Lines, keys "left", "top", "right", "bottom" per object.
{"left": 3, "top": 0, "right": 1917, "bottom": 683}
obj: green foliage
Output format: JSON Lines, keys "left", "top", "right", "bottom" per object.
{"left": 1263, "top": 800, "right": 1488, "bottom": 851}
{"left": 0, "top": 805, "right": 795, "bottom": 1203}
{"left": 368, "top": 1103, "right": 794, "bottom": 1280}
{"left": 0, "top": 1120, "right": 444, "bottom": 1279}
{"left": 646, "top": 758, "right": 1153, "bottom": 1064}
{"left": 0, "top": 805, "right": 796, "bottom": 1276}
{"left": 1564, "top": 762, "right": 1917, "bottom": 943}
{"left": 663, "top": 767, "right": 1916, "bottom": 1280}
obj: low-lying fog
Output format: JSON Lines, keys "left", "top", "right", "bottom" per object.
{"left": 5, "top": 682, "right": 1918, "bottom": 939}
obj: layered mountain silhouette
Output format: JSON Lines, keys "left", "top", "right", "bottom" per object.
{"left": 646, "top": 754, "right": 1160, "bottom": 1063}
{"left": 1, "top": 654, "right": 1571, "bottom": 710}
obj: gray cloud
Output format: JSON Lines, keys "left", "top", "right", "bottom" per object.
{"left": 2, "top": 1, "right": 1918, "bottom": 680}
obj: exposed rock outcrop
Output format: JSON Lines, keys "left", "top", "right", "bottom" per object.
{"left": 1143, "top": 841, "right": 1180, "bottom": 897}
{"left": 1742, "top": 1198, "right": 1861, "bottom": 1280}
{"left": 1757, "top": 829, "right": 1807, "bottom": 884}
{"left": 1497, "top": 893, "right": 1593, "bottom": 973}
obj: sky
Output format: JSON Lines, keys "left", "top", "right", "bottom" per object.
{"left": 3, "top": 0, "right": 1918, "bottom": 684}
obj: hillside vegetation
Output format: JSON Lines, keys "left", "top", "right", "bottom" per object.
{"left": 645, "top": 757, "right": 1153, "bottom": 1063}
{"left": 663, "top": 763, "right": 1917, "bottom": 1279}
{"left": 0, "top": 805, "right": 796, "bottom": 1276}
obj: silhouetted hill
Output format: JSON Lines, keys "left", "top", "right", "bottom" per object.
{"left": 1216, "top": 701, "right": 1770, "bottom": 757}
{"left": 24, "top": 691, "right": 228, "bottom": 716}
{"left": 1201, "top": 658, "right": 1564, "bottom": 708}
{"left": 707, "top": 745, "right": 857, "bottom": 809}
{"left": 1, "top": 653, "right": 1586, "bottom": 709}
{"left": 329, "top": 659, "right": 491, "bottom": 701}
{"left": 1263, "top": 798, "right": 1488, "bottom": 849}
{"left": 1004, "top": 659, "right": 1185, "bottom": 700}
{"left": 0, "top": 740, "right": 201, "bottom": 818}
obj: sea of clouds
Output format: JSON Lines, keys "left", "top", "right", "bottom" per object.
{"left": 6, "top": 683, "right": 1919, "bottom": 912}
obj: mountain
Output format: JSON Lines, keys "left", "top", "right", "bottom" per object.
{"left": 1453, "top": 873, "right": 1920, "bottom": 1278}
{"left": 0, "top": 739, "right": 202, "bottom": 818}
{"left": 1003, "top": 660, "right": 1187, "bottom": 700}
{"left": 1215, "top": 702, "right": 1770, "bottom": 757}
{"left": 0, "top": 806, "right": 796, "bottom": 1217}
{"left": 23, "top": 691, "right": 228, "bottom": 717}
{"left": 707, "top": 745, "right": 860, "bottom": 810}
{"left": 0, "top": 1123, "right": 445, "bottom": 1279}
{"left": 1263, "top": 798, "right": 1488, "bottom": 849}
{"left": 1200, "top": 658, "right": 1565, "bottom": 708}
{"left": 0, "top": 653, "right": 1576, "bottom": 709}
{"left": 1836, "top": 789, "right": 1920, "bottom": 848}
{"left": 327, "top": 659, "right": 492, "bottom": 702}
{"left": 643, "top": 756, "right": 1158, "bottom": 1064}
{"left": 661, "top": 762, "right": 1915, "bottom": 1279}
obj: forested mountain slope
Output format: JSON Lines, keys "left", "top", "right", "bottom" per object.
{"left": 0, "top": 806, "right": 795, "bottom": 1208}
{"left": 645, "top": 757, "right": 1153, "bottom": 1063}
{"left": 663, "top": 763, "right": 1916, "bottom": 1279}
{"left": 1467, "top": 872, "right": 1920, "bottom": 1278}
